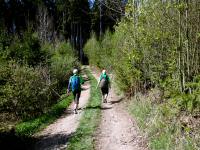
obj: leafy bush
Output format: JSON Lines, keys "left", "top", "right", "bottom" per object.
{"left": 85, "top": 1, "right": 200, "bottom": 149}
{"left": 0, "top": 42, "right": 79, "bottom": 120}
{"left": 50, "top": 42, "right": 80, "bottom": 91}
{"left": 171, "top": 76, "right": 200, "bottom": 114}
{"left": 2, "top": 32, "right": 46, "bottom": 66}
{"left": 129, "top": 91, "right": 199, "bottom": 150}
{"left": 84, "top": 33, "right": 102, "bottom": 67}
{"left": 0, "top": 61, "right": 54, "bottom": 119}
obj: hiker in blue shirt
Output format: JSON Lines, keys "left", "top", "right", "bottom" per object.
{"left": 97, "top": 69, "right": 111, "bottom": 103}
{"left": 67, "top": 69, "right": 83, "bottom": 114}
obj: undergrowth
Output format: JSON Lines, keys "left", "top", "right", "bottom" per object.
{"left": 15, "top": 95, "right": 73, "bottom": 136}
{"left": 129, "top": 90, "right": 200, "bottom": 150}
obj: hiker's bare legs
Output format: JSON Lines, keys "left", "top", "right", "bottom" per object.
{"left": 103, "top": 94, "right": 108, "bottom": 103}
{"left": 74, "top": 103, "right": 76, "bottom": 110}
{"left": 102, "top": 94, "right": 107, "bottom": 103}
{"left": 74, "top": 103, "right": 78, "bottom": 110}
{"left": 74, "top": 102, "right": 77, "bottom": 113}
{"left": 73, "top": 92, "right": 80, "bottom": 114}
{"left": 73, "top": 100, "right": 79, "bottom": 114}
{"left": 105, "top": 94, "right": 108, "bottom": 102}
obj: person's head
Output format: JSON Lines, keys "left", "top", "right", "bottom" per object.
{"left": 73, "top": 69, "right": 78, "bottom": 75}
{"left": 102, "top": 69, "right": 106, "bottom": 75}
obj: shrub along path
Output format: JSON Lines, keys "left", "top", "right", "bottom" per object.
{"left": 33, "top": 70, "right": 90, "bottom": 150}
{"left": 91, "top": 68, "right": 148, "bottom": 150}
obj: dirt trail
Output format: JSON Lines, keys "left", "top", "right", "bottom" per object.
{"left": 32, "top": 68, "right": 148, "bottom": 150}
{"left": 33, "top": 74, "right": 90, "bottom": 150}
{"left": 91, "top": 69, "right": 148, "bottom": 150}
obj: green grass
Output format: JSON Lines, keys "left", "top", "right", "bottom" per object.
{"left": 67, "top": 68, "right": 102, "bottom": 150}
{"left": 128, "top": 98, "right": 175, "bottom": 150}
{"left": 128, "top": 98, "right": 151, "bottom": 129}
{"left": 15, "top": 95, "right": 73, "bottom": 136}
{"left": 128, "top": 94, "right": 199, "bottom": 150}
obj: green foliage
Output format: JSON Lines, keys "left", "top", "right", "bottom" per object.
{"left": 150, "top": 132, "right": 172, "bottom": 150}
{"left": 67, "top": 68, "right": 101, "bottom": 150}
{"left": 129, "top": 92, "right": 198, "bottom": 150}
{"left": 84, "top": 33, "right": 101, "bottom": 67}
{"left": 85, "top": 1, "right": 200, "bottom": 149}
{"left": 16, "top": 95, "right": 73, "bottom": 136}
{"left": 50, "top": 42, "right": 79, "bottom": 86}
{"left": 4, "top": 32, "right": 45, "bottom": 66}
{"left": 84, "top": 32, "right": 113, "bottom": 69}
{"left": 0, "top": 30, "right": 80, "bottom": 134}
{"left": 85, "top": 0, "right": 200, "bottom": 108}
{"left": 0, "top": 39, "right": 79, "bottom": 123}
{"left": 0, "top": 61, "right": 54, "bottom": 119}
{"left": 129, "top": 95, "right": 151, "bottom": 128}
{"left": 0, "top": 29, "right": 11, "bottom": 54}
{"left": 49, "top": 42, "right": 80, "bottom": 95}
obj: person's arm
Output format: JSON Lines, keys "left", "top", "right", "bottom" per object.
{"left": 96, "top": 74, "right": 102, "bottom": 89}
{"left": 108, "top": 75, "right": 111, "bottom": 89}
{"left": 96, "top": 79, "right": 100, "bottom": 88}
{"left": 67, "top": 77, "right": 71, "bottom": 93}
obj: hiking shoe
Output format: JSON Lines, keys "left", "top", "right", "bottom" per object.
{"left": 74, "top": 109, "right": 78, "bottom": 114}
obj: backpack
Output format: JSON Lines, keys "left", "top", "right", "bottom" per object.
{"left": 100, "top": 74, "right": 109, "bottom": 88}
{"left": 70, "top": 75, "right": 80, "bottom": 91}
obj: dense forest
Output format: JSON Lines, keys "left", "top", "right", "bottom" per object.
{"left": 0, "top": 0, "right": 199, "bottom": 149}
{"left": 0, "top": 0, "right": 124, "bottom": 119}
{"left": 0, "top": 0, "right": 122, "bottom": 135}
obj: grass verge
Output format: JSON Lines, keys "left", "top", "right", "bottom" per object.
{"left": 67, "top": 67, "right": 102, "bottom": 150}
{"left": 15, "top": 95, "right": 73, "bottom": 136}
{"left": 128, "top": 91, "right": 199, "bottom": 150}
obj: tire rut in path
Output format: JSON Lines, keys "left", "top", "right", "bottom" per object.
{"left": 33, "top": 74, "right": 90, "bottom": 150}
{"left": 92, "top": 69, "right": 148, "bottom": 150}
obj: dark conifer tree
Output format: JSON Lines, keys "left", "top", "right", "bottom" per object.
{"left": 91, "top": 0, "right": 125, "bottom": 37}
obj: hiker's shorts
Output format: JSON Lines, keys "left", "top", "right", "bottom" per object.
{"left": 101, "top": 87, "right": 108, "bottom": 95}
{"left": 72, "top": 89, "right": 81, "bottom": 104}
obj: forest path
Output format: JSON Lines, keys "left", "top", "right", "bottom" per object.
{"left": 32, "top": 67, "right": 148, "bottom": 150}
{"left": 33, "top": 69, "right": 90, "bottom": 150}
{"left": 91, "top": 68, "right": 148, "bottom": 150}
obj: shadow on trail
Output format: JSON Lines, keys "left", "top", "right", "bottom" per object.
{"left": 0, "top": 130, "right": 37, "bottom": 150}
{"left": 62, "top": 109, "right": 75, "bottom": 115}
{"left": 109, "top": 97, "right": 123, "bottom": 104}
{"left": 84, "top": 105, "right": 112, "bottom": 110}
{"left": 33, "top": 132, "right": 74, "bottom": 150}
{"left": 0, "top": 130, "right": 74, "bottom": 150}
